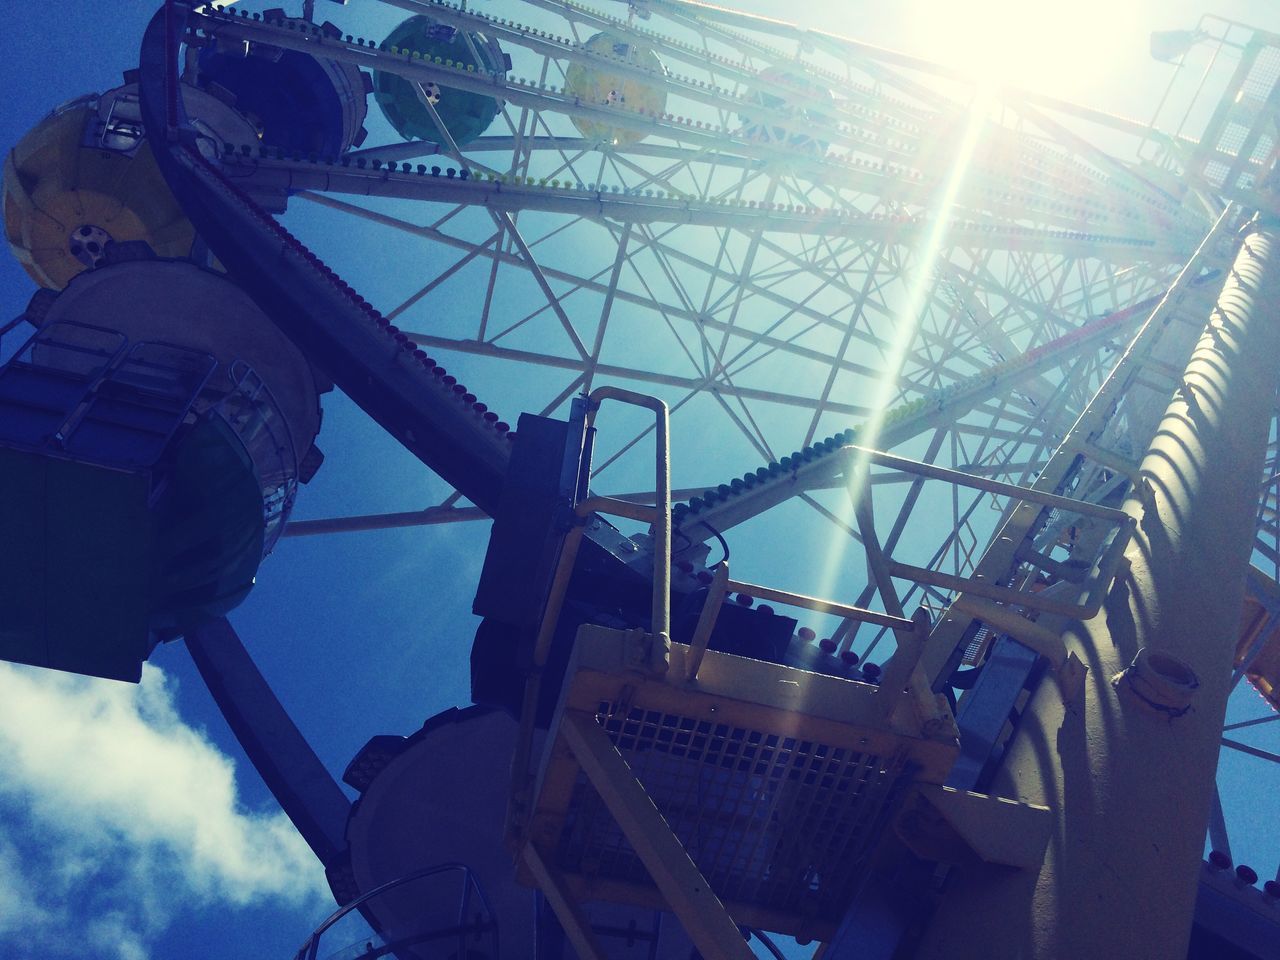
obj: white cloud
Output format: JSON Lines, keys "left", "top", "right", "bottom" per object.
{"left": 0, "top": 833, "right": 47, "bottom": 935}
{"left": 0, "top": 661, "right": 330, "bottom": 959}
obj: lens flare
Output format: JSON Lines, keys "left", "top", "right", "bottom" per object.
{"left": 815, "top": 84, "right": 996, "bottom": 651}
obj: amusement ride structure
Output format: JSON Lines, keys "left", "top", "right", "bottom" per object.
{"left": 2, "top": 1, "right": 1280, "bottom": 957}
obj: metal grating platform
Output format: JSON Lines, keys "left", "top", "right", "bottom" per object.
{"left": 1191, "top": 34, "right": 1280, "bottom": 202}
{"left": 524, "top": 625, "right": 960, "bottom": 942}
{"left": 556, "top": 701, "right": 909, "bottom": 926}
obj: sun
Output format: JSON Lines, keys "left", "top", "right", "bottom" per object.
{"left": 902, "top": 0, "right": 1148, "bottom": 103}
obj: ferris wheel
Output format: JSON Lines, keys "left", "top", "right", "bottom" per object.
{"left": 3, "top": 1, "right": 1280, "bottom": 958}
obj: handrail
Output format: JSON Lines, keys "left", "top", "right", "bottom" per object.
{"left": 840, "top": 444, "right": 1131, "bottom": 525}
{"left": 219, "top": 359, "right": 300, "bottom": 554}
{"left": 291, "top": 862, "right": 497, "bottom": 960}
{"left": 839, "top": 443, "right": 1138, "bottom": 621}
{"left": 724, "top": 577, "right": 916, "bottom": 631}
{"left": 581, "top": 386, "right": 672, "bottom": 642}
{"left": 508, "top": 387, "right": 672, "bottom": 849}
{"left": 684, "top": 561, "right": 729, "bottom": 681}
{"left": 526, "top": 388, "right": 671, "bottom": 678}
{"left": 681, "top": 562, "right": 920, "bottom": 682}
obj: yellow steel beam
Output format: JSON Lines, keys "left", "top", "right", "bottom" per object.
{"left": 521, "top": 842, "right": 610, "bottom": 960}
{"left": 559, "top": 710, "right": 755, "bottom": 960}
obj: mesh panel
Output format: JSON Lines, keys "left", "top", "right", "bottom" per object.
{"left": 555, "top": 701, "right": 908, "bottom": 924}
{"left": 1252, "top": 134, "right": 1275, "bottom": 164}
{"left": 1220, "top": 120, "right": 1251, "bottom": 159}
{"left": 962, "top": 624, "right": 994, "bottom": 666}
{"left": 1204, "top": 159, "right": 1233, "bottom": 190}
{"left": 1243, "top": 46, "right": 1280, "bottom": 102}
{"left": 1204, "top": 43, "right": 1280, "bottom": 194}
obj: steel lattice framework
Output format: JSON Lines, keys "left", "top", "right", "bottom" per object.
{"left": 181, "top": 0, "right": 1280, "bottom": 905}
{"left": 209, "top": 2, "right": 1199, "bottom": 563}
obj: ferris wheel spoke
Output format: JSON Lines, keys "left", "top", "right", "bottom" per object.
{"left": 1225, "top": 714, "right": 1280, "bottom": 733}
{"left": 1260, "top": 414, "right": 1280, "bottom": 578}
{"left": 589, "top": 382, "right": 713, "bottom": 479}
{"left": 619, "top": 225, "right": 846, "bottom": 430}
{"left": 749, "top": 231, "right": 888, "bottom": 316}
{"left": 696, "top": 218, "right": 751, "bottom": 323}
{"left": 537, "top": 372, "right": 591, "bottom": 418}
{"left": 480, "top": 280, "right": 579, "bottom": 346}
{"left": 281, "top": 505, "right": 489, "bottom": 538}
{"left": 708, "top": 208, "right": 776, "bottom": 363}
{"left": 605, "top": 147, "right": 698, "bottom": 200}
{"left": 950, "top": 421, "right": 1060, "bottom": 447}
{"left": 799, "top": 492, "right": 863, "bottom": 545}
{"left": 1221, "top": 738, "right": 1280, "bottom": 766}
{"left": 800, "top": 243, "right": 891, "bottom": 448}
{"left": 504, "top": 102, "right": 536, "bottom": 178}
{"left": 972, "top": 252, "right": 1167, "bottom": 335}
{"left": 290, "top": 195, "right": 723, "bottom": 370}
{"left": 582, "top": 222, "right": 631, "bottom": 393}
{"left": 609, "top": 227, "right": 886, "bottom": 371}
{"left": 476, "top": 239, "right": 507, "bottom": 343}
{"left": 386, "top": 229, "right": 504, "bottom": 323}
{"left": 494, "top": 211, "right": 591, "bottom": 359}
{"left": 399, "top": 333, "right": 865, "bottom": 416}
{"left": 618, "top": 225, "right": 713, "bottom": 378}
{"left": 222, "top": 1, "right": 1204, "bottom": 562}
{"left": 632, "top": 222, "right": 700, "bottom": 319}
{"left": 615, "top": 229, "right": 812, "bottom": 447}
{"left": 670, "top": 307, "right": 1137, "bottom": 527}
{"left": 953, "top": 457, "right": 1052, "bottom": 480}
{"left": 524, "top": 111, "right": 594, "bottom": 182}
{"left": 883, "top": 428, "right": 948, "bottom": 546}
{"left": 721, "top": 386, "right": 779, "bottom": 463}
{"left": 715, "top": 312, "right": 865, "bottom": 410}
{"left": 601, "top": 363, "right": 785, "bottom": 480}
{"left": 700, "top": 386, "right": 777, "bottom": 464}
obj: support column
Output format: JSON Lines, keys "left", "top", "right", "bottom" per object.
{"left": 910, "top": 216, "right": 1280, "bottom": 959}
{"left": 186, "top": 618, "right": 351, "bottom": 873}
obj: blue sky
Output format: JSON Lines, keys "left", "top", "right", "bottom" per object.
{"left": 2, "top": 2, "right": 1280, "bottom": 958}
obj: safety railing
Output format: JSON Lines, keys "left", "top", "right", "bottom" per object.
{"left": 217, "top": 359, "right": 299, "bottom": 554}
{"left": 506, "top": 387, "right": 950, "bottom": 852}
{"left": 20, "top": 320, "right": 128, "bottom": 382}
{"left": 291, "top": 863, "right": 497, "bottom": 960}
{"left": 848, "top": 447, "right": 1134, "bottom": 619}
{"left": 680, "top": 558, "right": 923, "bottom": 684}
{"left": 92, "top": 90, "right": 146, "bottom": 154}
{"left": 507, "top": 385, "right": 671, "bottom": 849}
{"left": 0, "top": 321, "right": 216, "bottom": 472}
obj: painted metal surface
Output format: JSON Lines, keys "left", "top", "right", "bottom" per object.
{"left": 138, "top": 5, "right": 516, "bottom": 515}
{"left": 11, "top": 3, "right": 1267, "bottom": 956}
{"left": 910, "top": 220, "right": 1280, "bottom": 959}
{"left": 186, "top": 617, "right": 352, "bottom": 875}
